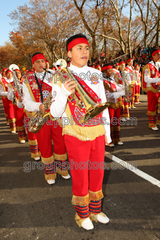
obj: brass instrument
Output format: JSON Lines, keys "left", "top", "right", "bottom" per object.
{"left": 54, "top": 59, "right": 110, "bottom": 123}
{"left": 9, "top": 64, "right": 23, "bottom": 98}
{"left": 9, "top": 64, "right": 23, "bottom": 104}
{"left": 28, "top": 92, "right": 53, "bottom": 133}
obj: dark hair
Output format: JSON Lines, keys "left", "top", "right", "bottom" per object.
{"left": 66, "top": 33, "right": 88, "bottom": 51}
{"left": 102, "top": 63, "right": 113, "bottom": 71}
{"left": 32, "top": 52, "right": 43, "bottom": 59}
{"left": 151, "top": 46, "right": 159, "bottom": 56}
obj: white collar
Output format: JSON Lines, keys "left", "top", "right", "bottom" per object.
{"left": 69, "top": 63, "right": 88, "bottom": 74}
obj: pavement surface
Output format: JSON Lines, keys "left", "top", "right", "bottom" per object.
{"left": 0, "top": 94, "right": 160, "bottom": 240}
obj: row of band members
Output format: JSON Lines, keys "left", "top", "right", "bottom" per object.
{"left": 0, "top": 34, "right": 160, "bottom": 231}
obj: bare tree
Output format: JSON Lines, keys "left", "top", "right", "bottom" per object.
{"left": 151, "top": 0, "right": 160, "bottom": 45}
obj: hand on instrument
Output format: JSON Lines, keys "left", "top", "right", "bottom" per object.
{"left": 64, "top": 79, "right": 77, "bottom": 94}
{"left": 18, "top": 96, "right": 23, "bottom": 102}
{"left": 39, "top": 104, "right": 45, "bottom": 113}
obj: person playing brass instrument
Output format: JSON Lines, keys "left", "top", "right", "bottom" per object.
{"left": 7, "top": 68, "right": 27, "bottom": 143}
{"left": 23, "top": 52, "right": 70, "bottom": 184}
{"left": 102, "top": 64, "right": 125, "bottom": 147}
{"left": 50, "top": 34, "right": 111, "bottom": 230}
{"left": 118, "top": 61, "right": 131, "bottom": 120}
{"left": 126, "top": 58, "right": 136, "bottom": 109}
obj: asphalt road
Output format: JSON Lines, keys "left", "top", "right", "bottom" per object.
{"left": 0, "top": 95, "right": 160, "bottom": 240}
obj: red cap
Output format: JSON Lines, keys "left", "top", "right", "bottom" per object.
{"left": 32, "top": 53, "right": 46, "bottom": 64}
{"left": 101, "top": 65, "right": 113, "bottom": 71}
{"left": 2, "top": 68, "right": 8, "bottom": 72}
{"left": 127, "top": 58, "right": 133, "bottom": 63}
{"left": 67, "top": 38, "right": 89, "bottom": 52}
{"left": 6, "top": 70, "right": 13, "bottom": 74}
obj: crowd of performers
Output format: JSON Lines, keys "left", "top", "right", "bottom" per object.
{"left": 0, "top": 34, "right": 160, "bottom": 230}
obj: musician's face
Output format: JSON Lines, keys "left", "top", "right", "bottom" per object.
{"left": 105, "top": 69, "right": 113, "bottom": 77}
{"left": 32, "top": 59, "right": 46, "bottom": 73}
{"left": 2, "top": 70, "right": 7, "bottom": 77}
{"left": 128, "top": 60, "right": 133, "bottom": 66}
{"left": 119, "top": 63, "right": 125, "bottom": 71}
{"left": 6, "top": 72, "right": 13, "bottom": 79}
{"left": 68, "top": 43, "right": 89, "bottom": 68}
{"left": 153, "top": 52, "right": 160, "bottom": 62}
{"left": 16, "top": 72, "right": 21, "bottom": 80}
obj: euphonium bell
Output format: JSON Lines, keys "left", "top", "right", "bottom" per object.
{"left": 54, "top": 59, "right": 110, "bottom": 123}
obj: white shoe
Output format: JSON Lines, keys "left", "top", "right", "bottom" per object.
{"left": 126, "top": 117, "right": 130, "bottom": 120}
{"left": 121, "top": 117, "right": 126, "bottom": 122}
{"left": 47, "top": 179, "right": 55, "bottom": 185}
{"left": 97, "top": 212, "right": 110, "bottom": 224}
{"left": 11, "top": 131, "right": 16, "bottom": 134}
{"left": 34, "top": 157, "right": 40, "bottom": 161}
{"left": 151, "top": 127, "right": 159, "bottom": 131}
{"left": 20, "top": 140, "right": 25, "bottom": 144}
{"left": 109, "top": 143, "right": 115, "bottom": 148}
{"left": 117, "top": 141, "right": 124, "bottom": 145}
{"left": 7, "top": 123, "right": 9, "bottom": 126}
{"left": 81, "top": 218, "right": 94, "bottom": 230}
{"left": 135, "top": 102, "right": 139, "bottom": 105}
{"left": 131, "top": 106, "right": 136, "bottom": 109}
{"left": 62, "top": 174, "right": 71, "bottom": 179}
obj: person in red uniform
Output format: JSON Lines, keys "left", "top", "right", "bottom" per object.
{"left": 142, "top": 46, "right": 160, "bottom": 130}
{"left": 50, "top": 34, "right": 111, "bottom": 230}
{"left": 134, "top": 63, "right": 141, "bottom": 104}
{"left": 102, "top": 64, "right": 125, "bottom": 147}
{"left": 7, "top": 70, "right": 27, "bottom": 143}
{"left": 126, "top": 58, "right": 136, "bottom": 109}
{"left": 118, "top": 61, "right": 131, "bottom": 120}
{"left": 0, "top": 68, "right": 9, "bottom": 125}
{"left": 4, "top": 70, "right": 17, "bottom": 133}
{"left": 23, "top": 53, "right": 70, "bottom": 184}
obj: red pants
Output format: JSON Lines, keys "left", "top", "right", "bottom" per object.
{"left": 135, "top": 85, "right": 140, "bottom": 103}
{"left": 120, "top": 97, "right": 130, "bottom": 118}
{"left": 13, "top": 105, "right": 27, "bottom": 142}
{"left": 130, "top": 84, "right": 135, "bottom": 107}
{"left": 36, "top": 119, "right": 68, "bottom": 180}
{"left": 147, "top": 91, "right": 160, "bottom": 128}
{"left": 7, "top": 99, "right": 16, "bottom": 132}
{"left": 64, "top": 135, "right": 105, "bottom": 206}
{"left": 109, "top": 107, "right": 121, "bottom": 144}
{"left": 24, "top": 113, "right": 40, "bottom": 159}
{"left": 1, "top": 96, "right": 8, "bottom": 123}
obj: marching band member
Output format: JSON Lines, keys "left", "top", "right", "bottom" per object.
{"left": 0, "top": 68, "right": 9, "bottom": 125}
{"left": 23, "top": 53, "right": 70, "bottom": 184}
{"left": 102, "top": 64, "right": 125, "bottom": 147}
{"left": 15, "top": 69, "right": 23, "bottom": 83}
{"left": 118, "top": 61, "right": 131, "bottom": 120}
{"left": 142, "top": 46, "right": 160, "bottom": 130}
{"left": 7, "top": 70, "right": 27, "bottom": 143}
{"left": 50, "top": 34, "right": 111, "bottom": 230}
{"left": 5, "top": 70, "right": 17, "bottom": 133}
{"left": 126, "top": 58, "right": 136, "bottom": 109}
{"left": 134, "top": 63, "right": 141, "bottom": 104}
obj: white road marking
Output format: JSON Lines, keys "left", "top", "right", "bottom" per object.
{"left": 105, "top": 152, "right": 160, "bottom": 188}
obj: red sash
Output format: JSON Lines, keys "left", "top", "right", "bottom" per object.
{"left": 148, "top": 63, "right": 160, "bottom": 90}
{"left": 67, "top": 74, "right": 103, "bottom": 127}
{"left": 1, "top": 78, "right": 9, "bottom": 91}
{"left": 142, "top": 63, "right": 160, "bottom": 92}
{"left": 24, "top": 72, "right": 52, "bottom": 104}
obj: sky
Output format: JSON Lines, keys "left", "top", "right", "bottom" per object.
{"left": 0, "top": 0, "right": 30, "bottom": 46}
